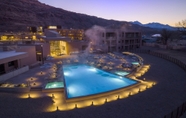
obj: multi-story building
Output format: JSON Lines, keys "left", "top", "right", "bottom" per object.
{"left": 0, "top": 26, "right": 141, "bottom": 57}
{"left": 58, "top": 29, "right": 84, "bottom": 40}
{"left": 0, "top": 44, "right": 49, "bottom": 82}
{"left": 43, "top": 29, "right": 88, "bottom": 56}
{"left": 0, "top": 43, "right": 50, "bottom": 67}
{"left": 92, "top": 28, "right": 141, "bottom": 52}
{"left": 0, "top": 32, "right": 44, "bottom": 43}
{"left": 41, "top": 26, "right": 85, "bottom": 40}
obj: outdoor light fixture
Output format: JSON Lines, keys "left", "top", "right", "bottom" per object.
{"left": 129, "top": 92, "right": 132, "bottom": 96}
{"left": 41, "top": 45, "right": 44, "bottom": 64}
{"left": 28, "top": 94, "right": 30, "bottom": 98}
{"left": 33, "top": 82, "right": 36, "bottom": 85}
{"left": 52, "top": 94, "right": 55, "bottom": 98}
{"left": 105, "top": 98, "right": 107, "bottom": 103}
{"left": 117, "top": 95, "right": 120, "bottom": 100}
{"left": 75, "top": 104, "right": 77, "bottom": 108}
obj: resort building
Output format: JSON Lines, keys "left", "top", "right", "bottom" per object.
{"left": 43, "top": 29, "right": 88, "bottom": 55}
{"left": 58, "top": 29, "right": 84, "bottom": 40}
{"left": 41, "top": 25, "right": 85, "bottom": 40}
{"left": 0, "top": 43, "right": 50, "bottom": 67}
{"left": 0, "top": 32, "right": 44, "bottom": 43}
{"left": 96, "top": 28, "right": 141, "bottom": 52}
{"left": 0, "top": 50, "right": 28, "bottom": 75}
{"left": 0, "top": 43, "right": 50, "bottom": 81}
{"left": 0, "top": 26, "right": 141, "bottom": 56}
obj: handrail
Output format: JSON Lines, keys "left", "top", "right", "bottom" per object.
{"left": 131, "top": 49, "right": 186, "bottom": 118}
{"left": 131, "top": 49, "right": 186, "bottom": 72}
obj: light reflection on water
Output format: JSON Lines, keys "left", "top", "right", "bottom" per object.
{"left": 63, "top": 64, "right": 137, "bottom": 98}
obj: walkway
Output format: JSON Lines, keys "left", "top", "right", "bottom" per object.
{"left": 140, "top": 46, "right": 186, "bottom": 65}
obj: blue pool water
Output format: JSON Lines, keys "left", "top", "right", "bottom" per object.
{"left": 45, "top": 82, "right": 64, "bottom": 89}
{"left": 114, "top": 71, "right": 129, "bottom": 76}
{"left": 132, "top": 62, "right": 140, "bottom": 65}
{"left": 63, "top": 64, "right": 137, "bottom": 98}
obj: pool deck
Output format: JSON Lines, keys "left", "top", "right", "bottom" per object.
{"left": 2, "top": 55, "right": 72, "bottom": 88}
{"left": 0, "top": 47, "right": 186, "bottom": 118}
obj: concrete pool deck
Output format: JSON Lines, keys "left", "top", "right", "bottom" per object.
{"left": 0, "top": 48, "right": 186, "bottom": 118}
{"left": 2, "top": 55, "right": 71, "bottom": 88}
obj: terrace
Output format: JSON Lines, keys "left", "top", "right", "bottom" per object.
{"left": 1, "top": 48, "right": 186, "bottom": 117}
{"left": 0, "top": 51, "right": 154, "bottom": 107}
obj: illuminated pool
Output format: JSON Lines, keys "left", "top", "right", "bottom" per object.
{"left": 114, "top": 71, "right": 129, "bottom": 76}
{"left": 63, "top": 64, "right": 137, "bottom": 99}
{"left": 132, "top": 62, "right": 140, "bottom": 65}
{"left": 45, "top": 81, "right": 64, "bottom": 89}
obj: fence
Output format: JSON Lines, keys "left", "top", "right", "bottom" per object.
{"left": 164, "top": 102, "right": 186, "bottom": 118}
{"left": 131, "top": 49, "right": 186, "bottom": 118}
{"left": 131, "top": 49, "right": 186, "bottom": 72}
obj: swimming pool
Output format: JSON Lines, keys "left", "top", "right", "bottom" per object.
{"left": 132, "top": 62, "right": 140, "bottom": 65}
{"left": 45, "top": 81, "right": 64, "bottom": 89}
{"left": 63, "top": 64, "right": 137, "bottom": 99}
{"left": 114, "top": 71, "right": 129, "bottom": 76}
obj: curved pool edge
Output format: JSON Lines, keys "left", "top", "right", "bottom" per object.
{"left": 65, "top": 82, "right": 142, "bottom": 103}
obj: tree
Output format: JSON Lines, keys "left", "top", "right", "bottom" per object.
{"left": 176, "top": 19, "right": 186, "bottom": 38}
{"left": 160, "top": 29, "right": 172, "bottom": 45}
{"left": 176, "top": 19, "right": 186, "bottom": 32}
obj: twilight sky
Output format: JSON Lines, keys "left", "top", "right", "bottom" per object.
{"left": 39, "top": 0, "right": 186, "bottom": 26}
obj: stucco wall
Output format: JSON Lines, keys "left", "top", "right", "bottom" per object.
{"left": 4, "top": 63, "right": 15, "bottom": 73}
{"left": 35, "top": 43, "right": 50, "bottom": 60}
{"left": 16, "top": 46, "right": 37, "bottom": 67}
{"left": 42, "top": 43, "right": 50, "bottom": 58}
{"left": 0, "top": 66, "right": 29, "bottom": 82}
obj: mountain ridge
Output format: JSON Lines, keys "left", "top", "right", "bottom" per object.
{"left": 131, "top": 21, "right": 176, "bottom": 30}
{"left": 0, "top": 0, "right": 126, "bottom": 32}
{"left": 0, "top": 0, "right": 163, "bottom": 35}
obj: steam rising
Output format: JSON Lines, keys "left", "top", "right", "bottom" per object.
{"left": 84, "top": 25, "right": 107, "bottom": 54}
{"left": 67, "top": 25, "right": 107, "bottom": 63}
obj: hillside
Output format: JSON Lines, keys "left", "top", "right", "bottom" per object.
{"left": 0, "top": 0, "right": 160, "bottom": 34}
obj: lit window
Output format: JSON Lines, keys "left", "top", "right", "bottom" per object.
{"left": 32, "top": 36, "right": 36, "bottom": 40}
{"left": 48, "top": 26, "right": 57, "bottom": 29}
{"left": 1, "top": 36, "right": 8, "bottom": 40}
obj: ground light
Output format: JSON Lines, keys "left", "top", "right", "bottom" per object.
{"left": 41, "top": 64, "right": 156, "bottom": 112}
{"left": 118, "top": 95, "right": 120, "bottom": 99}
{"left": 17, "top": 61, "right": 156, "bottom": 112}
{"left": 52, "top": 94, "right": 55, "bottom": 98}
{"left": 28, "top": 94, "right": 30, "bottom": 98}
{"left": 91, "top": 101, "right": 94, "bottom": 106}
{"left": 27, "top": 81, "right": 156, "bottom": 112}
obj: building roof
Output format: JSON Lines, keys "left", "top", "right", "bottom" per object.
{"left": 42, "top": 29, "right": 71, "bottom": 41}
{"left": 42, "top": 36, "right": 71, "bottom": 41}
{"left": 0, "top": 51, "right": 28, "bottom": 64}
